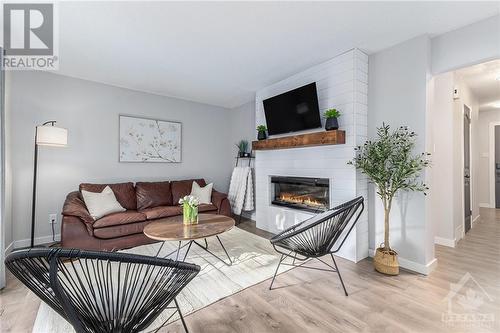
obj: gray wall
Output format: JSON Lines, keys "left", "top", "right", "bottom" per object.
{"left": 229, "top": 101, "right": 256, "bottom": 219}
{"left": 431, "top": 15, "right": 500, "bottom": 74}
{"left": 229, "top": 101, "right": 256, "bottom": 165}
{"left": 368, "top": 35, "right": 435, "bottom": 271}
{"left": 6, "top": 71, "right": 234, "bottom": 246}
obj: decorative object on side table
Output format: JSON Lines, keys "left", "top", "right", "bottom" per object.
{"left": 257, "top": 125, "right": 267, "bottom": 140}
{"left": 179, "top": 195, "right": 200, "bottom": 225}
{"left": 323, "top": 108, "right": 340, "bottom": 131}
{"left": 235, "top": 140, "right": 249, "bottom": 157}
{"left": 119, "top": 115, "right": 181, "bottom": 163}
{"left": 31, "top": 121, "right": 68, "bottom": 248}
{"left": 349, "top": 124, "right": 430, "bottom": 275}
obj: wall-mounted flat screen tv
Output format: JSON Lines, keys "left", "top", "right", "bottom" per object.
{"left": 263, "top": 82, "right": 321, "bottom": 135}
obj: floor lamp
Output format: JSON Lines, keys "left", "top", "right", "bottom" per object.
{"left": 31, "top": 121, "right": 68, "bottom": 248}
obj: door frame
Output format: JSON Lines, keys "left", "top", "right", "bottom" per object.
{"left": 463, "top": 104, "right": 472, "bottom": 234}
{"left": 0, "top": 48, "right": 4, "bottom": 289}
{"left": 488, "top": 122, "right": 500, "bottom": 208}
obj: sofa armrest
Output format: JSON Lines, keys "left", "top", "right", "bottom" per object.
{"left": 61, "top": 215, "right": 94, "bottom": 244}
{"left": 211, "top": 190, "right": 231, "bottom": 217}
{"left": 62, "top": 191, "right": 94, "bottom": 226}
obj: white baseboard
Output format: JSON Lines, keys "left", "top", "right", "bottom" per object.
{"left": 455, "top": 224, "right": 464, "bottom": 241}
{"left": 472, "top": 215, "right": 480, "bottom": 226}
{"left": 434, "top": 236, "right": 455, "bottom": 248}
{"left": 479, "top": 203, "right": 490, "bottom": 208}
{"left": 368, "top": 248, "right": 437, "bottom": 275}
{"left": 13, "top": 234, "right": 61, "bottom": 250}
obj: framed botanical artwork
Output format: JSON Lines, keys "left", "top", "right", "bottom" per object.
{"left": 119, "top": 115, "right": 182, "bottom": 162}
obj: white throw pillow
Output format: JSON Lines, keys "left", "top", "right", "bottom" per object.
{"left": 81, "top": 186, "right": 126, "bottom": 220}
{"left": 190, "top": 181, "right": 213, "bottom": 204}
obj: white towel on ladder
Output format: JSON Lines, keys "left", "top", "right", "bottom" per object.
{"left": 228, "top": 166, "right": 254, "bottom": 215}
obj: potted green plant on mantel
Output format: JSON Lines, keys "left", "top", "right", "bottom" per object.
{"left": 349, "top": 124, "right": 430, "bottom": 275}
{"left": 323, "top": 108, "right": 341, "bottom": 131}
{"left": 235, "top": 140, "right": 249, "bottom": 157}
{"left": 257, "top": 125, "right": 268, "bottom": 140}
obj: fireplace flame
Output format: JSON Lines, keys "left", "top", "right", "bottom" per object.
{"left": 279, "top": 192, "right": 324, "bottom": 208}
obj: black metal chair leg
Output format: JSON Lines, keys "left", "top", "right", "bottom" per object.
{"left": 269, "top": 254, "right": 284, "bottom": 290}
{"left": 174, "top": 298, "right": 189, "bottom": 333}
{"left": 182, "top": 241, "right": 193, "bottom": 261}
{"left": 175, "top": 241, "right": 181, "bottom": 261}
{"left": 215, "top": 236, "right": 232, "bottom": 265}
{"left": 155, "top": 241, "right": 165, "bottom": 257}
{"left": 331, "top": 254, "right": 348, "bottom": 296}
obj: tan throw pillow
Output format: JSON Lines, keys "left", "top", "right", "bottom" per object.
{"left": 190, "top": 181, "right": 213, "bottom": 204}
{"left": 81, "top": 186, "right": 126, "bottom": 220}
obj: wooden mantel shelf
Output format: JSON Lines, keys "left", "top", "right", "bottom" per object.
{"left": 252, "top": 130, "right": 345, "bottom": 151}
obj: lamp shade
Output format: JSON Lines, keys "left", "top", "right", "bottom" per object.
{"left": 36, "top": 125, "right": 68, "bottom": 147}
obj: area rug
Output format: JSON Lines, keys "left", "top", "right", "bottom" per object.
{"left": 32, "top": 227, "right": 291, "bottom": 332}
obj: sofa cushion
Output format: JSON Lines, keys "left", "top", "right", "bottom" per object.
{"left": 171, "top": 179, "right": 206, "bottom": 204}
{"left": 81, "top": 186, "right": 126, "bottom": 220}
{"left": 80, "top": 182, "right": 137, "bottom": 210}
{"left": 136, "top": 181, "right": 173, "bottom": 210}
{"left": 141, "top": 206, "right": 182, "bottom": 220}
{"left": 93, "top": 221, "right": 150, "bottom": 239}
{"left": 198, "top": 203, "right": 218, "bottom": 213}
{"left": 191, "top": 181, "right": 213, "bottom": 204}
{"left": 93, "top": 210, "right": 147, "bottom": 228}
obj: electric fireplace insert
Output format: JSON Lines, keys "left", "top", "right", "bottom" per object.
{"left": 271, "top": 176, "right": 329, "bottom": 213}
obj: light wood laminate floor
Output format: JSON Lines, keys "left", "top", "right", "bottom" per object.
{"left": 1, "top": 210, "right": 499, "bottom": 332}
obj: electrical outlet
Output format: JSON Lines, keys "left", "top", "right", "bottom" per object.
{"left": 49, "top": 213, "right": 57, "bottom": 224}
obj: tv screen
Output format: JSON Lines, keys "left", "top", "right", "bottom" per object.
{"left": 263, "top": 83, "right": 321, "bottom": 135}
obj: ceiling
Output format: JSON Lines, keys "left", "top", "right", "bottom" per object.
{"left": 55, "top": 1, "right": 500, "bottom": 108}
{"left": 456, "top": 60, "right": 500, "bottom": 112}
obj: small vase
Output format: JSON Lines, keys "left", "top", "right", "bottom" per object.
{"left": 257, "top": 131, "right": 267, "bottom": 140}
{"left": 325, "top": 117, "right": 339, "bottom": 131}
{"left": 239, "top": 151, "right": 246, "bottom": 158}
{"left": 183, "top": 205, "right": 198, "bottom": 225}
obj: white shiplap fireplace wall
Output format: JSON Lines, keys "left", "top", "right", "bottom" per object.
{"left": 255, "top": 49, "right": 368, "bottom": 262}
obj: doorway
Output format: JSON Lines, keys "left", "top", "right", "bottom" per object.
{"left": 430, "top": 59, "right": 500, "bottom": 249}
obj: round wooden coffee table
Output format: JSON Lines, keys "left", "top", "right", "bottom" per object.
{"left": 143, "top": 214, "right": 235, "bottom": 265}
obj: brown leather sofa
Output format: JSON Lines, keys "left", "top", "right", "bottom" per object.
{"left": 61, "top": 179, "right": 231, "bottom": 251}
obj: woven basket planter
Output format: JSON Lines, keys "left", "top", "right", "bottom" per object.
{"left": 374, "top": 247, "right": 399, "bottom": 275}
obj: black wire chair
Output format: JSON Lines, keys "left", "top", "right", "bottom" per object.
{"left": 5, "top": 248, "right": 200, "bottom": 333}
{"left": 269, "top": 196, "right": 364, "bottom": 296}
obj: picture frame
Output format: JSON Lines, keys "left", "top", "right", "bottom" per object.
{"left": 119, "top": 115, "right": 182, "bottom": 163}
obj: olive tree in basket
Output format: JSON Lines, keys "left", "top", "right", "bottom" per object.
{"left": 349, "top": 124, "right": 430, "bottom": 275}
